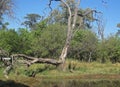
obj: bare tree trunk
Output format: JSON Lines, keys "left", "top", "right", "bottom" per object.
{"left": 59, "top": 0, "right": 81, "bottom": 70}
{"left": 88, "top": 52, "right": 92, "bottom": 63}
{"left": 96, "top": 14, "right": 105, "bottom": 41}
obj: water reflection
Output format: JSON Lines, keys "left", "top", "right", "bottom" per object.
{"left": 38, "top": 79, "right": 120, "bottom": 87}
{"left": 0, "top": 80, "right": 29, "bottom": 87}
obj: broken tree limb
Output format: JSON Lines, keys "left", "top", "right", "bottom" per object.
{"left": 11, "top": 54, "right": 36, "bottom": 60}
{"left": 30, "top": 58, "right": 62, "bottom": 66}
{"left": 3, "top": 65, "right": 12, "bottom": 79}
{"left": 11, "top": 54, "right": 62, "bottom": 66}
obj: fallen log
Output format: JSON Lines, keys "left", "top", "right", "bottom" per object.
{"left": 11, "top": 54, "right": 62, "bottom": 66}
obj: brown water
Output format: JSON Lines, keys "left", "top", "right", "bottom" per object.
{"left": 0, "top": 80, "right": 29, "bottom": 87}
{"left": 0, "top": 78, "right": 120, "bottom": 87}
{"left": 37, "top": 79, "right": 120, "bottom": 87}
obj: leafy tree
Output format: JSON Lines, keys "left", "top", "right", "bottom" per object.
{"left": 22, "top": 14, "right": 41, "bottom": 30}
{"left": 116, "top": 30, "right": 120, "bottom": 36}
{"left": 69, "top": 29, "right": 98, "bottom": 62}
{"left": 96, "top": 34, "right": 120, "bottom": 63}
{"left": 0, "top": 22, "right": 9, "bottom": 29}
{"left": 49, "top": 1, "right": 95, "bottom": 29}
{"left": 96, "top": 41, "right": 108, "bottom": 63}
{"left": 0, "top": 29, "right": 19, "bottom": 54}
{"left": 77, "top": 8, "right": 95, "bottom": 29}
{"left": 17, "top": 28, "right": 33, "bottom": 55}
{"left": 31, "top": 23, "right": 66, "bottom": 58}
{"left": 0, "top": 0, "right": 14, "bottom": 29}
{"left": 105, "top": 35, "right": 120, "bottom": 63}
{"left": 116, "top": 23, "right": 120, "bottom": 36}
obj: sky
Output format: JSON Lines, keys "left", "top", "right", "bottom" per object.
{"left": 5, "top": 0, "right": 120, "bottom": 37}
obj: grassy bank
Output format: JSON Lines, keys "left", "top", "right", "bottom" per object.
{"left": 1, "top": 60, "right": 120, "bottom": 79}
{"left": 1, "top": 61, "right": 120, "bottom": 86}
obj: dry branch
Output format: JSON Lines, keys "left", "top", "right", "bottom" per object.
{"left": 11, "top": 54, "right": 36, "bottom": 60}
{"left": 11, "top": 54, "right": 62, "bottom": 66}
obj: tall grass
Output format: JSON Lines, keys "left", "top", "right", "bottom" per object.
{"left": 1, "top": 60, "right": 120, "bottom": 79}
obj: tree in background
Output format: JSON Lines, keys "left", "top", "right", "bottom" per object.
{"left": 17, "top": 28, "right": 33, "bottom": 55}
{"left": 22, "top": 14, "right": 41, "bottom": 30}
{"left": 69, "top": 29, "right": 98, "bottom": 62}
{"left": 0, "top": 29, "right": 19, "bottom": 54}
{"left": 49, "top": 0, "right": 96, "bottom": 29}
{"left": 31, "top": 24, "right": 66, "bottom": 58}
{"left": 117, "top": 23, "right": 120, "bottom": 28}
{"left": 116, "top": 23, "right": 120, "bottom": 36}
{"left": 0, "top": 0, "right": 14, "bottom": 29}
{"left": 96, "top": 14, "right": 105, "bottom": 40}
{"left": 107, "top": 35, "right": 120, "bottom": 63}
{"left": 97, "top": 35, "right": 120, "bottom": 63}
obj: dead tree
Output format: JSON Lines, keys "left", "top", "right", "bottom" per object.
{"left": 96, "top": 14, "right": 105, "bottom": 40}
{"left": 58, "top": 0, "right": 81, "bottom": 70}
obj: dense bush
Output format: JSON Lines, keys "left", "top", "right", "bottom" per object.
{"left": 0, "top": 22, "right": 120, "bottom": 63}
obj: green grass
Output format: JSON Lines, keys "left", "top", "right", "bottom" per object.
{"left": 1, "top": 61, "right": 120, "bottom": 86}
{"left": 1, "top": 60, "right": 120, "bottom": 79}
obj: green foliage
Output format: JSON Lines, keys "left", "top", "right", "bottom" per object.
{"left": 1, "top": 61, "right": 120, "bottom": 79}
{"left": 22, "top": 13, "right": 41, "bottom": 30}
{"left": 48, "top": 0, "right": 95, "bottom": 28}
{"left": 96, "top": 35, "right": 120, "bottom": 63}
{"left": 0, "top": 14, "right": 120, "bottom": 64}
{"left": 0, "top": 29, "right": 19, "bottom": 54}
{"left": 31, "top": 23, "right": 66, "bottom": 58}
{"left": 105, "top": 36, "right": 120, "bottom": 63}
{"left": 69, "top": 29, "right": 98, "bottom": 62}
{"left": 0, "top": 0, "right": 14, "bottom": 30}
{"left": 17, "top": 28, "right": 33, "bottom": 54}
{"left": 1, "top": 22, "right": 120, "bottom": 63}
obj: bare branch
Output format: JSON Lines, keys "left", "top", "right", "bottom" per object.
{"left": 48, "top": 0, "right": 61, "bottom": 11}
{"left": 48, "top": 0, "right": 53, "bottom": 11}
{"left": 77, "top": 9, "right": 102, "bottom": 17}
{"left": 11, "top": 54, "right": 62, "bottom": 66}
{"left": 11, "top": 54, "right": 36, "bottom": 60}
{"left": 72, "top": 0, "right": 81, "bottom": 29}
{"left": 30, "top": 58, "right": 62, "bottom": 66}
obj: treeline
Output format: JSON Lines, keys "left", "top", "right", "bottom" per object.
{"left": 0, "top": 21, "right": 120, "bottom": 63}
{"left": 0, "top": 0, "right": 120, "bottom": 64}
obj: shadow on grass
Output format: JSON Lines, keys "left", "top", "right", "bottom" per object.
{"left": 0, "top": 80, "right": 29, "bottom": 87}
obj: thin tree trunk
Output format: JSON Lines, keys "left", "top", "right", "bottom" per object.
{"left": 59, "top": 0, "right": 81, "bottom": 70}
{"left": 88, "top": 52, "right": 92, "bottom": 63}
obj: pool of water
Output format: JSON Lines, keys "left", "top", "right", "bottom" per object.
{"left": 36, "top": 79, "right": 120, "bottom": 87}
{"left": 0, "top": 77, "right": 120, "bottom": 87}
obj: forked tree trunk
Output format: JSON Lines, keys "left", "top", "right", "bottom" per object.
{"left": 59, "top": 0, "right": 81, "bottom": 70}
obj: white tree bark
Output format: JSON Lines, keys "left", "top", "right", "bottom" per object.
{"left": 59, "top": 0, "right": 81, "bottom": 63}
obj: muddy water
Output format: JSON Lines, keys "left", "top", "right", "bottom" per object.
{"left": 0, "top": 79, "right": 120, "bottom": 87}
{"left": 1, "top": 75, "right": 120, "bottom": 87}
{"left": 0, "top": 80, "right": 29, "bottom": 87}
{"left": 37, "top": 79, "right": 120, "bottom": 87}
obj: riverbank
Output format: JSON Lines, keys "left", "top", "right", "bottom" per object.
{"left": 0, "top": 74, "right": 120, "bottom": 87}
{"left": 1, "top": 61, "right": 120, "bottom": 78}
{"left": 0, "top": 61, "right": 120, "bottom": 86}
